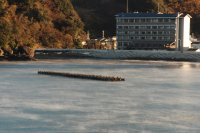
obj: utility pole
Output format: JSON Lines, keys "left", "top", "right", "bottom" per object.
{"left": 102, "top": 30, "right": 104, "bottom": 38}
{"left": 127, "top": 0, "right": 128, "bottom": 13}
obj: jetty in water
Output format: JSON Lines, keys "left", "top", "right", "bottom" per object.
{"left": 38, "top": 71, "right": 125, "bottom": 82}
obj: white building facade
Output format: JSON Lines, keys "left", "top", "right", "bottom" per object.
{"left": 115, "top": 12, "right": 192, "bottom": 51}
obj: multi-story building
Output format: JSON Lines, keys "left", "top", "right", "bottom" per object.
{"left": 115, "top": 12, "right": 192, "bottom": 51}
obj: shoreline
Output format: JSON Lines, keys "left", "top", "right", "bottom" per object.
{"left": 1, "top": 49, "right": 200, "bottom": 62}
{"left": 34, "top": 49, "right": 200, "bottom": 62}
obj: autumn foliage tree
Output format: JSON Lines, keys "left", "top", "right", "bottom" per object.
{"left": 0, "top": 17, "right": 11, "bottom": 47}
{"left": 166, "top": 0, "right": 200, "bottom": 35}
{"left": 0, "top": 0, "right": 86, "bottom": 48}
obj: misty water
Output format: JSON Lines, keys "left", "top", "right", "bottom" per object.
{"left": 0, "top": 59, "right": 200, "bottom": 133}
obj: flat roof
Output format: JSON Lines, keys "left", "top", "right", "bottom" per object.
{"left": 115, "top": 12, "right": 183, "bottom": 18}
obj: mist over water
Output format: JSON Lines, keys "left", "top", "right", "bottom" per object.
{"left": 0, "top": 59, "right": 200, "bottom": 132}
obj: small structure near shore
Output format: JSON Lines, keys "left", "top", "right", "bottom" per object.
{"left": 38, "top": 71, "right": 125, "bottom": 82}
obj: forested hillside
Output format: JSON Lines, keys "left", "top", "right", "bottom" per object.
{"left": 71, "top": 0, "right": 200, "bottom": 38}
{"left": 0, "top": 0, "right": 85, "bottom": 48}
{"left": 70, "top": 0, "right": 171, "bottom": 38}
{"left": 1, "top": 0, "right": 199, "bottom": 49}
{"left": 166, "top": 0, "right": 200, "bottom": 36}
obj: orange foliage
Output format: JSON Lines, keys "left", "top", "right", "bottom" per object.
{"left": 0, "top": 0, "right": 86, "bottom": 48}
{"left": 167, "top": 0, "right": 200, "bottom": 35}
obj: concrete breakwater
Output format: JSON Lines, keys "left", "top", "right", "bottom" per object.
{"left": 38, "top": 71, "right": 125, "bottom": 82}
{"left": 35, "top": 49, "right": 200, "bottom": 62}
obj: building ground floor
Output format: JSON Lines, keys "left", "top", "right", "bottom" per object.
{"left": 117, "top": 41, "right": 175, "bottom": 50}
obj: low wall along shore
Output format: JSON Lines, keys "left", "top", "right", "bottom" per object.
{"left": 35, "top": 49, "right": 200, "bottom": 61}
{"left": 38, "top": 71, "right": 125, "bottom": 82}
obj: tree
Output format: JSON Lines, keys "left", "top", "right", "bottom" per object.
{"left": 86, "top": 39, "right": 92, "bottom": 49}
{"left": 0, "top": 17, "right": 11, "bottom": 47}
{"left": 0, "top": 0, "right": 86, "bottom": 49}
{"left": 74, "top": 39, "right": 83, "bottom": 49}
{"left": 94, "top": 40, "right": 99, "bottom": 49}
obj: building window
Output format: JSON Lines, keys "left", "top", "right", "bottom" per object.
{"left": 146, "top": 19, "right": 151, "bottom": 22}
{"left": 158, "top": 19, "right": 163, "bottom": 22}
{"left": 170, "top": 37, "right": 175, "bottom": 40}
{"left": 164, "top": 31, "right": 170, "bottom": 34}
{"left": 135, "top": 19, "right": 139, "bottom": 22}
{"left": 118, "top": 42, "right": 122, "bottom": 46}
{"left": 170, "top": 18, "right": 175, "bottom": 23}
{"left": 164, "top": 37, "right": 170, "bottom": 40}
{"left": 147, "top": 31, "right": 151, "bottom": 34}
{"left": 130, "top": 31, "right": 134, "bottom": 34}
{"left": 118, "top": 36, "right": 123, "bottom": 39}
{"left": 153, "top": 31, "right": 157, "bottom": 34}
{"left": 124, "top": 36, "right": 128, "bottom": 39}
{"left": 164, "top": 18, "right": 169, "bottom": 22}
{"left": 124, "top": 42, "right": 128, "bottom": 47}
{"left": 164, "top": 26, "right": 169, "bottom": 29}
{"left": 147, "top": 26, "right": 151, "bottom": 29}
{"left": 158, "top": 26, "right": 163, "bottom": 29}
{"left": 152, "top": 26, "right": 157, "bottom": 29}
{"left": 141, "top": 19, "right": 145, "bottom": 22}
{"left": 141, "top": 31, "right": 145, "bottom": 34}
{"left": 130, "top": 37, "right": 134, "bottom": 39}
{"left": 152, "top": 19, "right": 157, "bottom": 22}
{"left": 129, "top": 26, "right": 134, "bottom": 29}
{"left": 135, "top": 31, "right": 139, "bottom": 34}
{"left": 118, "top": 26, "right": 122, "bottom": 29}
{"left": 146, "top": 37, "right": 151, "bottom": 39}
{"left": 118, "top": 31, "right": 123, "bottom": 34}
{"left": 152, "top": 37, "right": 157, "bottom": 40}
{"left": 135, "top": 26, "right": 139, "bottom": 29}
{"left": 158, "top": 31, "right": 162, "bottom": 34}
{"left": 141, "top": 26, "right": 145, "bottom": 29}
{"left": 125, "top": 31, "right": 128, "bottom": 34}
{"left": 129, "top": 19, "right": 134, "bottom": 22}
{"left": 170, "top": 26, "right": 175, "bottom": 29}
{"left": 119, "top": 19, "right": 123, "bottom": 22}
{"left": 141, "top": 37, "right": 145, "bottom": 40}
{"left": 170, "top": 31, "right": 175, "bottom": 34}
{"left": 135, "top": 37, "right": 139, "bottom": 40}
{"left": 124, "top": 26, "right": 128, "bottom": 29}
{"left": 124, "top": 19, "right": 128, "bottom": 22}
{"left": 158, "top": 37, "right": 162, "bottom": 40}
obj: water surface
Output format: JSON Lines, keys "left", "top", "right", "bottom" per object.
{"left": 0, "top": 59, "right": 200, "bottom": 133}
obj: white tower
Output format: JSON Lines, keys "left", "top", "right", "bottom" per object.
{"left": 87, "top": 30, "right": 90, "bottom": 40}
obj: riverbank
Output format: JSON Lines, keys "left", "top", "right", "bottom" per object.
{"left": 34, "top": 49, "right": 200, "bottom": 62}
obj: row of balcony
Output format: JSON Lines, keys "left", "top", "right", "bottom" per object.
{"left": 116, "top": 22, "right": 176, "bottom": 25}
{"left": 117, "top": 26, "right": 176, "bottom": 30}
{"left": 117, "top": 29, "right": 176, "bottom": 31}
{"left": 117, "top": 37, "right": 175, "bottom": 41}
{"left": 117, "top": 33, "right": 176, "bottom": 36}
{"left": 117, "top": 18, "right": 176, "bottom": 22}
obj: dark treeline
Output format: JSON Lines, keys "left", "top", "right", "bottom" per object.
{"left": 71, "top": 0, "right": 200, "bottom": 38}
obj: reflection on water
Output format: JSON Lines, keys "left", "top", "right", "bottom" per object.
{"left": 0, "top": 59, "right": 200, "bottom": 132}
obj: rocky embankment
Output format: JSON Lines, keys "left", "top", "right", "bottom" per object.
{"left": 0, "top": 46, "right": 36, "bottom": 61}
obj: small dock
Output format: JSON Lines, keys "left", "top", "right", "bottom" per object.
{"left": 38, "top": 71, "right": 125, "bottom": 82}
